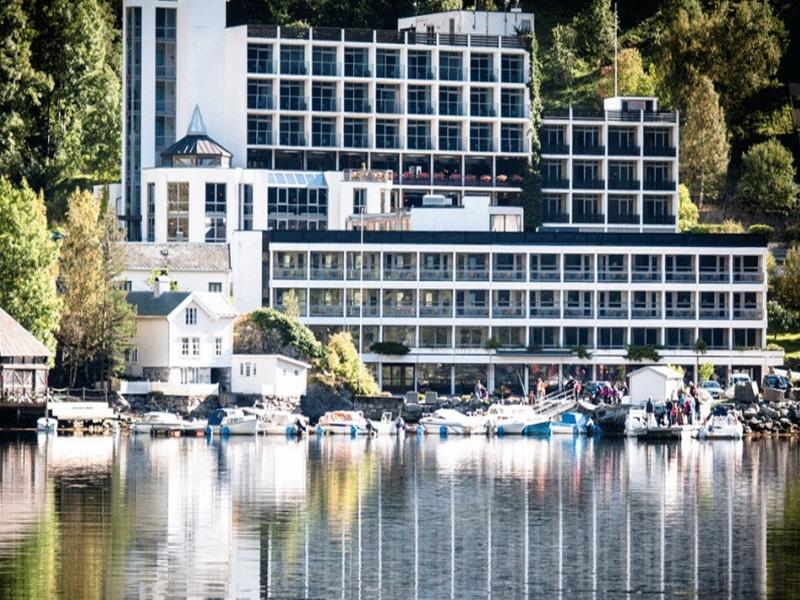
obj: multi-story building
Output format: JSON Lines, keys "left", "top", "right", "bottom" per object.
{"left": 229, "top": 229, "right": 780, "bottom": 394}
{"left": 122, "top": 1, "right": 534, "bottom": 240}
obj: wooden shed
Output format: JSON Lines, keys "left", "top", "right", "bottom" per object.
{"left": 0, "top": 306, "right": 51, "bottom": 400}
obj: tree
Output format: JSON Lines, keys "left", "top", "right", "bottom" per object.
{"left": 693, "top": 337, "right": 707, "bottom": 384}
{"left": 737, "top": 139, "right": 798, "bottom": 214}
{"left": 522, "top": 30, "right": 544, "bottom": 231}
{"left": 679, "top": 75, "right": 729, "bottom": 206}
{"left": 767, "top": 300, "right": 797, "bottom": 341}
{"left": 573, "top": 0, "right": 615, "bottom": 67}
{"left": 0, "top": 177, "right": 60, "bottom": 352}
{"left": 0, "top": 0, "right": 47, "bottom": 179}
{"left": 318, "top": 332, "right": 379, "bottom": 396}
{"left": 596, "top": 48, "right": 655, "bottom": 99}
{"left": 698, "top": 363, "right": 715, "bottom": 383}
{"left": 56, "top": 188, "right": 135, "bottom": 385}
{"left": 677, "top": 184, "right": 699, "bottom": 231}
{"left": 542, "top": 24, "right": 583, "bottom": 108}
{"left": 281, "top": 289, "right": 301, "bottom": 319}
{"left": 234, "top": 308, "right": 323, "bottom": 362}
{"left": 776, "top": 248, "right": 800, "bottom": 314}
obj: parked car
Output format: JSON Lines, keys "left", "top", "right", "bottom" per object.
{"left": 762, "top": 374, "right": 792, "bottom": 394}
{"left": 701, "top": 380, "right": 723, "bottom": 400}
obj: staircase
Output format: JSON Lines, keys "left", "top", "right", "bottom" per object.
{"left": 531, "top": 389, "right": 576, "bottom": 419}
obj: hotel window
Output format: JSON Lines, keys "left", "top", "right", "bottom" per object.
{"left": 214, "top": 337, "right": 223, "bottom": 356}
{"left": 166, "top": 182, "right": 189, "bottom": 242}
{"left": 438, "top": 121, "right": 462, "bottom": 151}
{"left": 469, "top": 122, "right": 492, "bottom": 152}
{"left": 376, "top": 49, "right": 400, "bottom": 78}
{"left": 564, "top": 327, "right": 592, "bottom": 347}
{"left": 439, "top": 87, "right": 462, "bottom": 116}
{"left": 420, "top": 327, "right": 452, "bottom": 349}
{"left": 644, "top": 195, "right": 670, "bottom": 218}
{"left": 343, "top": 118, "right": 368, "bottom": 148}
{"left": 573, "top": 127, "right": 601, "bottom": 149}
{"left": 501, "top": 54, "right": 524, "bottom": 83}
{"left": 312, "top": 82, "right": 337, "bottom": 111}
{"left": 631, "top": 328, "right": 659, "bottom": 346}
{"left": 280, "top": 80, "right": 305, "bottom": 111}
{"left": 248, "top": 44, "right": 274, "bottom": 74}
{"left": 645, "top": 162, "right": 669, "bottom": 183}
{"left": 408, "top": 50, "right": 432, "bottom": 79}
{"left": 353, "top": 188, "right": 366, "bottom": 214}
{"left": 407, "top": 121, "right": 430, "bottom": 150}
{"left": 529, "top": 327, "right": 558, "bottom": 349}
{"left": 573, "top": 160, "right": 600, "bottom": 183}
{"left": 572, "top": 194, "right": 599, "bottom": 216}
{"left": 490, "top": 214, "right": 521, "bottom": 232}
{"left": 247, "top": 80, "right": 273, "bottom": 110}
{"left": 501, "top": 124, "right": 524, "bottom": 153}
{"left": 382, "top": 326, "right": 416, "bottom": 347}
{"left": 185, "top": 307, "right": 197, "bottom": 325}
{"left": 609, "top": 127, "right": 636, "bottom": 149}
{"left": 204, "top": 183, "right": 226, "bottom": 243}
{"left": 312, "top": 117, "right": 336, "bottom": 147}
{"left": 146, "top": 183, "right": 155, "bottom": 242}
{"left": 312, "top": 46, "right": 337, "bottom": 76}
{"left": 344, "top": 47, "right": 370, "bottom": 77}
{"left": 192, "top": 337, "right": 200, "bottom": 356}
{"left": 542, "top": 160, "right": 564, "bottom": 180}
{"left": 267, "top": 186, "right": 328, "bottom": 230}
{"left": 247, "top": 115, "right": 272, "bottom": 145}
{"left": 439, "top": 52, "right": 462, "bottom": 81}
{"left": 279, "top": 116, "right": 304, "bottom": 146}
{"left": 181, "top": 337, "right": 189, "bottom": 356}
{"left": 608, "top": 161, "right": 636, "bottom": 184}
{"left": 608, "top": 195, "right": 636, "bottom": 217}
{"left": 456, "top": 326, "right": 488, "bottom": 348}
{"left": 376, "top": 85, "right": 399, "bottom": 114}
{"left": 344, "top": 83, "right": 369, "bottom": 113}
{"left": 240, "top": 184, "right": 253, "bottom": 230}
{"left": 501, "top": 89, "right": 525, "bottom": 118}
{"left": 541, "top": 126, "right": 565, "bottom": 148}
{"left": 470, "top": 53, "right": 493, "bottom": 82}
{"left": 544, "top": 194, "right": 564, "bottom": 215}
{"left": 408, "top": 85, "right": 432, "bottom": 114}
{"left": 208, "top": 282, "right": 223, "bottom": 293}
{"left": 376, "top": 120, "right": 399, "bottom": 149}
{"left": 280, "top": 45, "right": 305, "bottom": 75}
{"left": 470, "top": 87, "right": 493, "bottom": 116}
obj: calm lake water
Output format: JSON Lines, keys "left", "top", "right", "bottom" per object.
{"left": 1, "top": 433, "right": 800, "bottom": 599}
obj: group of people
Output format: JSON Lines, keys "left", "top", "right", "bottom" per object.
{"left": 645, "top": 381, "right": 704, "bottom": 427}
{"left": 563, "top": 376, "right": 628, "bottom": 405}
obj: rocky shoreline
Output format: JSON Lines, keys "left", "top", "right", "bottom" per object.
{"left": 740, "top": 400, "right": 800, "bottom": 435}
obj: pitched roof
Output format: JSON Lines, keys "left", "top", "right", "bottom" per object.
{"left": 126, "top": 291, "right": 191, "bottom": 317}
{"left": 0, "top": 306, "right": 51, "bottom": 358}
{"left": 160, "top": 134, "right": 232, "bottom": 159}
{"left": 121, "top": 243, "right": 230, "bottom": 272}
{"left": 628, "top": 366, "right": 684, "bottom": 380}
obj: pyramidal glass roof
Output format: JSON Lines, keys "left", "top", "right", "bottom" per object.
{"left": 265, "top": 171, "right": 326, "bottom": 187}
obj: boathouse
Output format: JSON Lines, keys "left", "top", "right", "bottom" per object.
{"left": 0, "top": 306, "right": 50, "bottom": 400}
{"left": 628, "top": 365, "right": 684, "bottom": 406}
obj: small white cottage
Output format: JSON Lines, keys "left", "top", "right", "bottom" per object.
{"left": 231, "top": 354, "right": 310, "bottom": 399}
{"left": 628, "top": 366, "right": 684, "bottom": 406}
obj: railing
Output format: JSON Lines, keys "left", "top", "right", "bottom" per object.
{"left": 456, "top": 269, "right": 489, "bottom": 281}
{"left": 643, "top": 214, "right": 677, "bottom": 225}
{"left": 608, "top": 179, "right": 640, "bottom": 191}
{"left": 419, "top": 305, "right": 453, "bottom": 318}
{"left": 666, "top": 308, "right": 695, "bottom": 319}
{"left": 248, "top": 96, "right": 274, "bottom": 110}
{"left": 597, "top": 307, "right": 628, "bottom": 319}
{"left": 383, "top": 268, "right": 417, "bottom": 281}
{"left": 344, "top": 101, "right": 371, "bottom": 113}
{"left": 246, "top": 60, "right": 275, "bottom": 75}
{"left": 248, "top": 130, "right": 273, "bottom": 146}
{"left": 501, "top": 70, "right": 526, "bottom": 84}
{"left": 502, "top": 105, "right": 528, "bottom": 118}
{"left": 699, "top": 308, "right": 728, "bottom": 320}
{"left": 346, "top": 305, "right": 380, "bottom": 317}
{"left": 470, "top": 69, "right": 497, "bottom": 83}
{"left": 280, "top": 98, "right": 308, "bottom": 111}
{"left": 733, "top": 308, "right": 763, "bottom": 320}
{"left": 597, "top": 271, "right": 628, "bottom": 282}
{"left": 309, "top": 305, "right": 344, "bottom": 316}
{"left": 608, "top": 213, "right": 640, "bottom": 224}
{"left": 502, "top": 140, "right": 528, "bottom": 153}
{"left": 376, "top": 64, "right": 403, "bottom": 78}
{"left": 563, "top": 307, "right": 593, "bottom": 318}
{"left": 493, "top": 306, "right": 525, "bottom": 318}
{"left": 310, "top": 268, "right": 343, "bottom": 280}
{"left": 439, "top": 103, "right": 466, "bottom": 116}
{"left": 279, "top": 132, "right": 306, "bottom": 146}
{"left": 563, "top": 270, "right": 594, "bottom": 282}
{"left": 376, "top": 100, "right": 403, "bottom": 114}
{"left": 699, "top": 271, "right": 730, "bottom": 283}
{"left": 572, "top": 213, "right": 605, "bottom": 223}
{"left": 470, "top": 104, "right": 496, "bottom": 117}
{"left": 439, "top": 138, "right": 463, "bottom": 151}
{"left": 573, "top": 179, "right": 605, "bottom": 190}
{"left": 312, "top": 133, "right": 338, "bottom": 147}
{"left": 343, "top": 135, "right": 370, "bottom": 149}
{"left": 529, "top": 307, "right": 560, "bottom": 318}
{"left": 469, "top": 139, "right": 494, "bottom": 152}
{"left": 280, "top": 60, "right": 308, "bottom": 75}
{"left": 542, "top": 212, "right": 570, "bottom": 223}
{"left": 312, "top": 62, "right": 340, "bottom": 76}
{"left": 343, "top": 169, "right": 394, "bottom": 183}
{"left": 407, "top": 138, "right": 433, "bottom": 150}
{"left": 541, "top": 178, "right": 570, "bottom": 189}
{"left": 632, "top": 307, "right": 661, "bottom": 319}
{"left": 492, "top": 270, "right": 526, "bottom": 281}
{"left": 456, "top": 306, "right": 489, "bottom": 318}
{"left": 643, "top": 145, "right": 676, "bottom": 157}
{"left": 344, "top": 64, "right": 372, "bottom": 78}
{"left": 312, "top": 98, "right": 338, "bottom": 112}
{"left": 420, "top": 268, "right": 452, "bottom": 281}
{"left": 665, "top": 270, "right": 695, "bottom": 282}
{"left": 573, "top": 145, "right": 605, "bottom": 155}
{"left": 408, "top": 67, "right": 435, "bottom": 80}
{"left": 346, "top": 268, "right": 380, "bottom": 280}
{"left": 119, "top": 381, "right": 219, "bottom": 396}
{"left": 530, "top": 270, "right": 560, "bottom": 281}
{"left": 439, "top": 67, "right": 464, "bottom": 81}
{"left": 273, "top": 267, "right": 306, "bottom": 279}
{"left": 733, "top": 272, "right": 763, "bottom": 283}
{"left": 608, "top": 145, "right": 640, "bottom": 156}
{"left": 541, "top": 144, "right": 570, "bottom": 154}
{"left": 632, "top": 270, "right": 661, "bottom": 282}
{"left": 383, "top": 305, "right": 416, "bottom": 317}
{"left": 644, "top": 180, "right": 677, "bottom": 191}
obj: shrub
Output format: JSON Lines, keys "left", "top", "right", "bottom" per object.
{"left": 737, "top": 139, "right": 799, "bottom": 214}
{"left": 368, "top": 341, "right": 410, "bottom": 355}
{"left": 786, "top": 225, "right": 800, "bottom": 243}
{"left": 624, "top": 345, "right": 661, "bottom": 362}
{"left": 747, "top": 224, "right": 774, "bottom": 238}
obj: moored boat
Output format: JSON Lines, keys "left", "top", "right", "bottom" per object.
{"left": 368, "top": 412, "right": 404, "bottom": 435}
{"left": 259, "top": 411, "right": 309, "bottom": 436}
{"left": 317, "top": 410, "right": 369, "bottom": 435}
{"left": 692, "top": 413, "right": 743, "bottom": 440}
{"left": 131, "top": 411, "right": 182, "bottom": 435}
{"left": 550, "top": 411, "right": 591, "bottom": 435}
{"left": 485, "top": 404, "right": 550, "bottom": 436}
{"left": 206, "top": 408, "right": 259, "bottom": 436}
{"left": 418, "top": 409, "right": 480, "bottom": 435}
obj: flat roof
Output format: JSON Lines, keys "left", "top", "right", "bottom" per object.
{"left": 261, "top": 230, "right": 767, "bottom": 248}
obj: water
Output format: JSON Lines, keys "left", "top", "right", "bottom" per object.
{"left": 1, "top": 434, "right": 800, "bottom": 599}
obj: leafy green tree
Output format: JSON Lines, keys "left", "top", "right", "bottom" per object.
{"left": 0, "top": 177, "right": 60, "bottom": 352}
{"left": 680, "top": 74, "right": 729, "bottom": 206}
{"left": 693, "top": 337, "right": 707, "bottom": 384}
{"left": 597, "top": 48, "right": 655, "bottom": 99}
{"left": 698, "top": 363, "right": 715, "bottom": 383}
{"left": 522, "top": 30, "right": 543, "bottom": 231}
{"left": 281, "top": 289, "right": 301, "bottom": 319}
{"left": 767, "top": 300, "right": 797, "bottom": 341}
{"left": 318, "top": 332, "right": 379, "bottom": 396}
{"left": 776, "top": 248, "right": 800, "bottom": 314}
{"left": 0, "top": 0, "right": 47, "bottom": 179}
{"left": 737, "top": 139, "right": 799, "bottom": 214}
{"left": 677, "top": 184, "right": 699, "bottom": 231}
{"left": 542, "top": 24, "right": 583, "bottom": 108}
{"left": 235, "top": 308, "right": 323, "bottom": 361}
{"left": 573, "top": 0, "right": 615, "bottom": 67}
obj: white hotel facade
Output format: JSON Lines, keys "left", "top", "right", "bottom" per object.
{"left": 120, "top": 0, "right": 779, "bottom": 395}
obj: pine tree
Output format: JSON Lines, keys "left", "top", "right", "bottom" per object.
{"left": 679, "top": 74, "right": 729, "bottom": 206}
{"left": 0, "top": 177, "right": 60, "bottom": 352}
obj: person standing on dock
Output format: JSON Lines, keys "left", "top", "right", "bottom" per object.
{"left": 664, "top": 396, "right": 673, "bottom": 426}
{"left": 646, "top": 397, "right": 655, "bottom": 427}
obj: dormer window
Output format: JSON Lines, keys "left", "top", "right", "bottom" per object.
{"left": 185, "top": 307, "right": 197, "bottom": 325}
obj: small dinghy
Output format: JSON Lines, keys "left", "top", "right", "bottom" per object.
{"left": 692, "top": 412, "right": 743, "bottom": 440}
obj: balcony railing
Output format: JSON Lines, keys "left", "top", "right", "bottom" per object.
{"left": 699, "top": 271, "right": 730, "bottom": 283}
{"left": 313, "top": 133, "right": 338, "bottom": 147}
{"left": 344, "top": 101, "right": 371, "bottom": 113}
{"left": 541, "top": 178, "right": 570, "bottom": 189}
{"left": 733, "top": 308, "right": 763, "bottom": 320}
{"left": 529, "top": 307, "right": 560, "bottom": 318}
{"left": 408, "top": 67, "right": 435, "bottom": 80}
{"left": 439, "top": 67, "right": 464, "bottom": 81}
{"left": 597, "top": 307, "right": 628, "bottom": 319}
{"left": 608, "top": 213, "right": 640, "bottom": 224}
{"left": 563, "top": 307, "right": 593, "bottom": 318}
{"left": 439, "top": 138, "right": 463, "bottom": 151}
{"left": 502, "top": 105, "right": 528, "bottom": 118}
{"left": 665, "top": 271, "right": 695, "bottom": 282}
{"left": 608, "top": 145, "right": 640, "bottom": 156}
{"left": 456, "top": 306, "right": 489, "bottom": 318}
{"left": 310, "top": 267, "right": 343, "bottom": 280}
{"left": 248, "top": 96, "right": 275, "bottom": 110}
{"left": 383, "top": 305, "right": 416, "bottom": 317}
{"left": 643, "top": 145, "right": 677, "bottom": 157}
{"left": 344, "top": 64, "right": 372, "bottom": 78}
{"left": 420, "top": 268, "right": 452, "bottom": 281}
{"left": 632, "top": 270, "right": 662, "bottom": 282}
{"left": 346, "top": 268, "right": 380, "bottom": 280}
{"left": 563, "top": 270, "right": 594, "bottom": 282}
{"left": 573, "top": 179, "right": 605, "bottom": 190}
{"left": 573, "top": 145, "right": 605, "bottom": 155}
{"left": 376, "top": 64, "right": 403, "bottom": 79}
{"left": 419, "top": 305, "right": 453, "bottom": 318}
{"left": 456, "top": 269, "right": 489, "bottom": 281}
{"left": 643, "top": 214, "right": 677, "bottom": 225}
{"left": 493, "top": 306, "right": 525, "bottom": 318}
{"left": 312, "top": 98, "right": 339, "bottom": 112}
{"left": 471, "top": 105, "right": 496, "bottom": 117}
{"left": 470, "top": 69, "right": 497, "bottom": 83}
{"left": 644, "top": 180, "right": 677, "bottom": 191}
{"left": 273, "top": 267, "right": 306, "bottom": 279}
{"left": 493, "top": 270, "right": 526, "bottom": 281}
{"left": 632, "top": 307, "right": 661, "bottom": 319}
{"left": 733, "top": 272, "right": 763, "bottom": 283}
{"left": 344, "top": 135, "right": 370, "bottom": 149}
{"left": 346, "top": 305, "right": 380, "bottom": 317}
{"left": 597, "top": 271, "right": 628, "bottom": 282}
{"left": 542, "top": 212, "right": 570, "bottom": 223}
{"left": 572, "top": 213, "right": 605, "bottom": 224}
{"left": 699, "top": 308, "right": 728, "bottom": 320}
{"left": 530, "top": 270, "right": 560, "bottom": 282}
{"left": 383, "top": 268, "right": 417, "bottom": 281}
{"left": 280, "top": 61, "right": 308, "bottom": 75}
{"left": 541, "top": 143, "right": 570, "bottom": 155}
{"left": 666, "top": 308, "right": 695, "bottom": 319}
{"left": 309, "top": 305, "right": 344, "bottom": 317}
{"left": 312, "top": 61, "right": 339, "bottom": 76}
{"left": 608, "top": 179, "right": 640, "bottom": 191}
{"left": 280, "top": 132, "right": 306, "bottom": 146}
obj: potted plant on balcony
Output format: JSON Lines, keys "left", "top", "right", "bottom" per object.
{"left": 402, "top": 170, "right": 414, "bottom": 181}
{"left": 449, "top": 172, "right": 461, "bottom": 182}
{"left": 511, "top": 174, "right": 524, "bottom": 184}
{"left": 496, "top": 174, "right": 508, "bottom": 184}
{"left": 434, "top": 172, "right": 445, "bottom": 181}
{"left": 465, "top": 174, "right": 477, "bottom": 185}
{"left": 480, "top": 174, "right": 492, "bottom": 185}
{"left": 418, "top": 172, "right": 430, "bottom": 180}
{"left": 368, "top": 341, "right": 411, "bottom": 355}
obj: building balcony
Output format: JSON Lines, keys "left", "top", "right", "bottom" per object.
{"left": 597, "top": 307, "right": 628, "bottom": 319}
{"left": 666, "top": 308, "right": 696, "bottom": 319}
{"left": 643, "top": 214, "right": 677, "bottom": 226}
{"left": 607, "top": 212, "right": 640, "bottom": 224}
{"left": 563, "top": 307, "right": 593, "bottom": 318}
{"left": 470, "top": 105, "right": 496, "bottom": 117}
{"left": 493, "top": 305, "right": 526, "bottom": 318}
{"left": 344, "top": 64, "right": 372, "bottom": 78}
{"left": 247, "top": 60, "right": 275, "bottom": 75}
{"left": 699, "top": 271, "right": 730, "bottom": 283}
{"left": 608, "top": 179, "right": 640, "bottom": 191}
{"left": 733, "top": 308, "right": 763, "bottom": 320}
{"left": 279, "top": 132, "right": 306, "bottom": 146}
{"left": 346, "top": 268, "right": 380, "bottom": 280}
{"left": 563, "top": 270, "right": 594, "bottom": 282}
{"left": 493, "top": 270, "right": 526, "bottom": 281}
{"left": 572, "top": 212, "right": 605, "bottom": 224}
{"left": 632, "top": 307, "right": 661, "bottom": 319}
{"left": 376, "top": 136, "right": 401, "bottom": 150}
{"left": 346, "top": 305, "right": 380, "bottom": 317}
{"left": 408, "top": 103, "right": 435, "bottom": 115}
{"left": 644, "top": 145, "right": 677, "bottom": 157}
{"left": 273, "top": 267, "right": 306, "bottom": 279}
{"left": 631, "top": 270, "right": 662, "bottom": 282}
{"left": 456, "top": 269, "right": 489, "bottom": 281}
{"left": 597, "top": 271, "right": 628, "bottom": 282}
{"left": 665, "top": 271, "right": 695, "bottom": 283}
{"left": 312, "top": 98, "right": 339, "bottom": 112}
{"left": 312, "top": 134, "right": 338, "bottom": 148}
{"left": 248, "top": 131, "right": 274, "bottom": 146}
{"left": 573, "top": 145, "right": 605, "bottom": 156}
{"left": 530, "top": 270, "right": 560, "bottom": 282}
{"left": 383, "top": 268, "right": 417, "bottom": 281}
{"left": 280, "top": 61, "right": 308, "bottom": 75}
{"left": 407, "top": 139, "right": 433, "bottom": 151}
{"left": 541, "top": 143, "right": 570, "bottom": 155}
{"left": 439, "top": 104, "right": 466, "bottom": 117}
{"left": 608, "top": 145, "right": 640, "bottom": 156}
{"left": 247, "top": 97, "right": 274, "bottom": 111}
{"left": 439, "top": 68, "right": 465, "bottom": 82}
{"left": 541, "top": 178, "right": 570, "bottom": 189}
{"left": 529, "top": 307, "right": 560, "bottom": 318}
{"left": 310, "top": 267, "right": 343, "bottom": 280}
{"left": 502, "top": 105, "right": 528, "bottom": 119}
{"left": 470, "top": 69, "right": 497, "bottom": 83}
{"left": 733, "top": 272, "right": 764, "bottom": 283}
{"left": 419, "top": 305, "right": 453, "bottom": 318}
{"left": 280, "top": 98, "right": 308, "bottom": 111}
{"left": 309, "top": 305, "right": 344, "bottom": 317}
{"left": 456, "top": 306, "right": 489, "bottom": 318}
{"left": 573, "top": 179, "right": 605, "bottom": 190}
{"left": 344, "top": 101, "right": 371, "bottom": 113}
{"left": 542, "top": 212, "right": 569, "bottom": 223}
{"left": 312, "top": 62, "right": 340, "bottom": 76}
{"left": 501, "top": 70, "right": 526, "bottom": 84}
{"left": 644, "top": 180, "right": 677, "bottom": 191}
{"left": 376, "top": 64, "right": 403, "bottom": 79}
{"left": 408, "top": 68, "right": 436, "bottom": 80}
{"left": 420, "top": 268, "right": 452, "bottom": 281}
{"left": 699, "top": 308, "right": 729, "bottom": 320}
{"left": 439, "top": 139, "right": 463, "bottom": 151}
{"left": 383, "top": 305, "right": 416, "bottom": 317}
{"left": 501, "top": 140, "right": 527, "bottom": 153}
{"left": 344, "top": 135, "right": 370, "bottom": 149}
{"left": 469, "top": 139, "right": 495, "bottom": 153}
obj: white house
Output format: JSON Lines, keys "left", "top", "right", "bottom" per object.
{"left": 628, "top": 365, "right": 684, "bottom": 406}
{"left": 230, "top": 354, "right": 310, "bottom": 398}
{"left": 122, "top": 276, "right": 237, "bottom": 395}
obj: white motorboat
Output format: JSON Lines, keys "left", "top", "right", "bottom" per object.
{"left": 36, "top": 417, "right": 58, "bottom": 434}
{"left": 550, "top": 412, "right": 591, "bottom": 435}
{"left": 368, "top": 412, "right": 404, "bottom": 435}
{"left": 692, "top": 413, "right": 743, "bottom": 440}
{"left": 484, "top": 403, "right": 551, "bottom": 435}
{"left": 624, "top": 409, "right": 649, "bottom": 437}
{"left": 206, "top": 408, "right": 259, "bottom": 435}
{"left": 182, "top": 418, "right": 208, "bottom": 436}
{"left": 243, "top": 401, "right": 269, "bottom": 419}
{"left": 317, "top": 410, "right": 369, "bottom": 435}
{"left": 259, "top": 411, "right": 309, "bottom": 435}
{"left": 418, "top": 409, "right": 480, "bottom": 435}
{"left": 130, "top": 411, "right": 182, "bottom": 434}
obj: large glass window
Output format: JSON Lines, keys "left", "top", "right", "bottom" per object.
{"left": 376, "top": 120, "right": 399, "bottom": 149}
{"left": 344, "top": 83, "right": 369, "bottom": 113}
{"left": 267, "top": 185, "right": 328, "bottom": 230}
{"left": 470, "top": 88, "right": 493, "bottom": 117}
{"left": 439, "top": 87, "right": 463, "bottom": 116}
{"left": 439, "top": 121, "right": 462, "bottom": 151}
{"left": 500, "top": 54, "right": 524, "bottom": 83}
{"left": 501, "top": 89, "right": 525, "bottom": 118}
{"left": 280, "top": 80, "right": 305, "bottom": 111}
{"left": 501, "top": 124, "right": 524, "bottom": 152}
{"left": 280, "top": 45, "right": 306, "bottom": 75}
{"left": 376, "top": 49, "right": 401, "bottom": 78}
{"left": 247, "top": 115, "right": 272, "bottom": 145}
{"left": 407, "top": 121, "right": 431, "bottom": 150}
{"left": 470, "top": 123, "right": 492, "bottom": 152}
{"left": 470, "top": 53, "right": 494, "bottom": 82}
{"left": 240, "top": 184, "right": 253, "bottom": 230}
{"left": 312, "top": 117, "right": 336, "bottom": 147}
{"left": 439, "top": 52, "right": 463, "bottom": 81}
{"left": 248, "top": 44, "right": 274, "bottom": 73}
{"left": 343, "top": 118, "right": 368, "bottom": 148}
{"left": 279, "top": 116, "right": 304, "bottom": 146}
{"left": 247, "top": 80, "right": 273, "bottom": 110}
{"left": 408, "top": 86, "right": 432, "bottom": 115}
{"left": 408, "top": 50, "right": 433, "bottom": 79}
{"left": 312, "top": 46, "right": 337, "bottom": 76}
{"left": 344, "top": 47, "right": 370, "bottom": 77}
{"left": 205, "top": 183, "right": 226, "bottom": 243}
{"left": 146, "top": 183, "right": 155, "bottom": 242}
{"left": 167, "top": 182, "right": 189, "bottom": 242}
{"left": 312, "top": 82, "right": 337, "bottom": 111}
